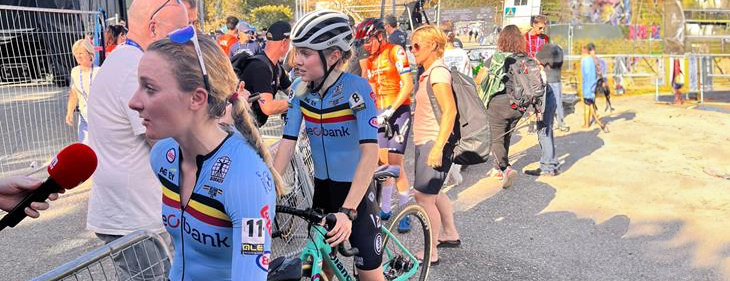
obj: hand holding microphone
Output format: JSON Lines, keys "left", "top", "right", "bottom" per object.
{"left": 0, "top": 176, "right": 61, "bottom": 218}
{"left": 0, "top": 143, "right": 97, "bottom": 232}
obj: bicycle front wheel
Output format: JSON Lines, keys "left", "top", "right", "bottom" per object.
{"left": 381, "top": 204, "right": 432, "bottom": 281}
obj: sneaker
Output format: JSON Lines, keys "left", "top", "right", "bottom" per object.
{"left": 397, "top": 216, "right": 412, "bottom": 233}
{"left": 501, "top": 167, "right": 517, "bottom": 189}
{"left": 446, "top": 166, "right": 463, "bottom": 186}
{"left": 380, "top": 210, "right": 392, "bottom": 221}
{"left": 488, "top": 168, "right": 503, "bottom": 180}
{"left": 557, "top": 124, "right": 570, "bottom": 132}
{"left": 524, "top": 168, "right": 558, "bottom": 177}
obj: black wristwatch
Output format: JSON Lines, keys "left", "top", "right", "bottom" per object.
{"left": 339, "top": 208, "right": 358, "bottom": 221}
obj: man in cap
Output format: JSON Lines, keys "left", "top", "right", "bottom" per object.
{"left": 384, "top": 15, "right": 407, "bottom": 49}
{"left": 234, "top": 21, "right": 293, "bottom": 127}
{"left": 229, "top": 21, "right": 261, "bottom": 57}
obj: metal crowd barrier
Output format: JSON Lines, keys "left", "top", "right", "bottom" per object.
{"left": 0, "top": 5, "right": 103, "bottom": 178}
{"left": 33, "top": 230, "right": 172, "bottom": 281}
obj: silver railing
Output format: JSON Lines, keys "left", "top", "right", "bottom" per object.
{"left": 0, "top": 5, "right": 104, "bottom": 178}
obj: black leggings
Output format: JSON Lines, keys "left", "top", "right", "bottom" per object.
{"left": 312, "top": 179, "right": 383, "bottom": 270}
{"left": 487, "top": 95, "right": 524, "bottom": 171}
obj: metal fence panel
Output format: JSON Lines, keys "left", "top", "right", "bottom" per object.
{"left": 0, "top": 5, "right": 102, "bottom": 178}
{"left": 269, "top": 134, "right": 315, "bottom": 258}
{"left": 33, "top": 230, "right": 172, "bottom": 281}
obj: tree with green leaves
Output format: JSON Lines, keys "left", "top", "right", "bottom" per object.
{"left": 249, "top": 5, "right": 293, "bottom": 30}
{"left": 204, "top": 0, "right": 246, "bottom": 32}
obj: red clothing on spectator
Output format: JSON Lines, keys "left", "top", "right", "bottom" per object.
{"left": 525, "top": 32, "right": 549, "bottom": 58}
{"left": 105, "top": 44, "right": 117, "bottom": 56}
{"left": 217, "top": 34, "right": 239, "bottom": 57}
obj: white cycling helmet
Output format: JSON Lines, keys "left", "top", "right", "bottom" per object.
{"left": 291, "top": 10, "right": 353, "bottom": 52}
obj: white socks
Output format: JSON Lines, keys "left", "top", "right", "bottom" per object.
{"left": 380, "top": 184, "right": 394, "bottom": 213}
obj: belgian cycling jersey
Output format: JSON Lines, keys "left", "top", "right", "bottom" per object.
{"left": 282, "top": 71, "right": 378, "bottom": 182}
{"left": 365, "top": 42, "right": 411, "bottom": 109}
{"left": 150, "top": 132, "right": 276, "bottom": 281}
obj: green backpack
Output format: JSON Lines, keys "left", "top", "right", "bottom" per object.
{"left": 479, "top": 51, "right": 512, "bottom": 107}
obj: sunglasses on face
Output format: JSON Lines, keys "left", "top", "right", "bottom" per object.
{"left": 410, "top": 42, "right": 425, "bottom": 52}
{"left": 150, "top": 0, "right": 182, "bottom": 20}
{"left": 168, "top": 25, "right": 211, "bottom": 93}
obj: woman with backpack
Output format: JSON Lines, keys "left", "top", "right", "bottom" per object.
{"left": 410, "top": 25, "right": 461, "bottom": 265}
{"left": 482, "top": 25, "right": 526, "bottom": 189}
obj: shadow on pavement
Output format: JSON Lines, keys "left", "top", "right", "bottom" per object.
{"left": 422, "top": 122, "right": 730, "bottom": 280}
{"left": 602, "top": 111, "right": 637, "bottom": 124}
{"left": 430, "top": 163, "right": 726, "bottom": 280}
{"left": 508, "top": 129, "right": 605, "bottom": 174}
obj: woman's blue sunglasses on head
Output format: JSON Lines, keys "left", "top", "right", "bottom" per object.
{"left": 168, "top": 25, "right": 211, "bottom": 92}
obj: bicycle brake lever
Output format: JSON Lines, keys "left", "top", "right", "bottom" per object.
{"left": 324, "top": 213, "right": 337, "bottom": 231}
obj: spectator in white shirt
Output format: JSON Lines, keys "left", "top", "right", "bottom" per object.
{"left": 443, "top": 32, "right": 472, "bottom": 77}
{"left": 85, "top": 0, "right": 187, "bottom": 279}
{"left": 66, "top": 38, "right": 100, "bottom": 144}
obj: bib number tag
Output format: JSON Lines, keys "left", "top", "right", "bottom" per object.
{"left": 242, "top": 218, "right": 265, "bottom": 255}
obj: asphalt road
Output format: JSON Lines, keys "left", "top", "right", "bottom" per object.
{"left": 1, "top": 95, "right": 729, "bottom": 281}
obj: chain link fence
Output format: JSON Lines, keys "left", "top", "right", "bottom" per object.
{"left": 0, "top": 5, "right": 103, "bottom": 178}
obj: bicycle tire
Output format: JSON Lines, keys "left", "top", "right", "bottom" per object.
{"left": 382, "top": 204, "right": 432, "bottom": 281}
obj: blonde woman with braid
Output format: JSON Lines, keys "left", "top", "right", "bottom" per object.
{"left": 129, "top": 25, "right": 281, "bottom": 280}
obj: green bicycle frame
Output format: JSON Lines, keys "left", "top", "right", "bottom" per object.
{"left": 299, "top": 224, "right": 420, "bottom": 281}
{"left": 300, "top": 224, "right": 355, "bottom": 281}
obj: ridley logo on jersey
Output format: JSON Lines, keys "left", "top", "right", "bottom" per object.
{"left": 257, "top": 171, "right": 274, "bottom": 194}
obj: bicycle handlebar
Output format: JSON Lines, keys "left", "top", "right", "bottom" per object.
{"left": 338, "top": 243, "right": 359, "bottom": 257}
{"left": 276, "top": 205, "right": 359, "bottom": 257}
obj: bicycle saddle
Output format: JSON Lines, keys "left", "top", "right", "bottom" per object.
{"left": 266, "top": 256, "right": 303, "bottom": 281}
{"left": 374, "top": 165, "right": 401, "bottom": 179}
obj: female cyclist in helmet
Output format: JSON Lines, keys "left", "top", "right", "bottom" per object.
{"left": 273, "top": 10, "right": 384, "bottom": 281}
{"left": 355, "top": 17, "right": 415, "bottom": 232}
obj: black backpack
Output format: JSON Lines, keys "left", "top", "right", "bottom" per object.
{"left": 507, "top": 54, "right": 546, "bottom": 114}
{"left": 426, "top": 66, "right": 491, "bottom": 165}
{"left": 231, "top": 52, "right": 276, "bottom": 127}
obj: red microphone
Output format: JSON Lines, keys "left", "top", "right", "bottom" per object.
{"left": 0, "top": 143, "right": 97, "bottom": 231}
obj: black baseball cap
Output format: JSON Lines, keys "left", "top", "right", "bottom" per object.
{"left": 266, "top": 21, "right": 291, "bottom": 41}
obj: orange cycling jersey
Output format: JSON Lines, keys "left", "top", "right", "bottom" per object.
{"left": 366, "top": 43, "right": 411, "bottom": 109}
